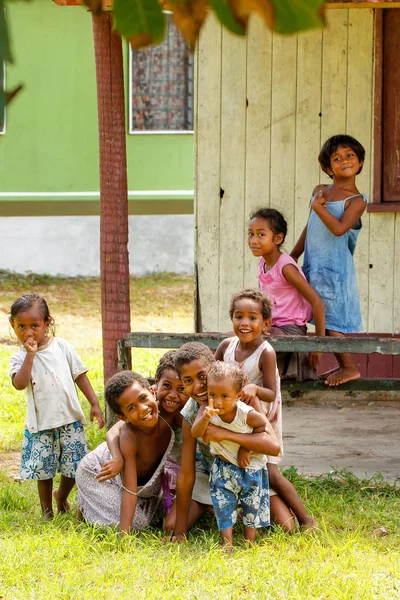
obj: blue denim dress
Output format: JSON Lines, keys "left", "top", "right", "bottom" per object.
{"left": 303, "top": 194, "right": 368, "bottom": 333}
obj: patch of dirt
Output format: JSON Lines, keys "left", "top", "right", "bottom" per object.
{"left": 0, "top": 451, "right": 21, "bottom": 480}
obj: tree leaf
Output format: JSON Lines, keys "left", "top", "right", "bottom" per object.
{"left": 209, "top": 0, "right": 245, "bottom": 36}
{"left": 229, "top": 0, "right": 273, "bottom": 30}
{"left": 270, "top": 0, "right": 324, "bottom": 34}
{"left": 167, "top": 0, "right": 208, "bottom": 51}
{"left": 113, "top": 0, "right": 166, "bottom": 48}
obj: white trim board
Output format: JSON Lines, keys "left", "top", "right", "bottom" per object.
{"left": 0, "top": 190, "right": 194, "bottom": 198}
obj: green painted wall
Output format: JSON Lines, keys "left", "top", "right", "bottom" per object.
{"left": 0, "top": 0, "right": 194, "bottom": 213}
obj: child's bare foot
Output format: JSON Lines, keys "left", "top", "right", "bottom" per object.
{"left": 325, "top": 367, "right": 360, "bottom": 386}
{"left": 319, "top": 366, "right": 340, "bottom": 381}
{"left": 221, "top": 542, "right": 233, "bottom": 553}
{"left": 53, "top": 489, "right": 71, "bottom": 514}
{"left": 42, "top": 509, "right": 54, "bottom": 521}
{"left": 300, "top": 518, "right": 318, "bottom": 532}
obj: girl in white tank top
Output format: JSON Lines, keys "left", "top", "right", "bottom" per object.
{"left": 215, "top": 289, "right": 317, "bottom": 532}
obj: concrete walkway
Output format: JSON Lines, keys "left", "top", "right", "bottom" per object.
{"left": 282, "top": 400, "right": 400, "bottom": 482}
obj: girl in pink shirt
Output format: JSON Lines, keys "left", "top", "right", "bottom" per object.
{"left": 248, "top": 208, "right": 325, "bottom": 381}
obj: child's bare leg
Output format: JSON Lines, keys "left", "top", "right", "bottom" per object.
{"left": 244, "top": 526, "right": 256, "bottom": 544}
{"left": 37, "top": 479, "right": 54, "bottom": 520}
{"left": 324, "top": 330, "right": 360, "bottom": 386}
{"left": 53, "top": 475, "right": 75, "bottom": 513}
{"left": 163, "top": 499, "right": 208, "bottom": 533}
{"left": 268, "top": 464, "right": 317, "bottom": 529}
{"left": 270, "top": 495, "right": 296, "bottom": 533}
{"left": 220, "top": 526, "right": 234, "bottom": 551}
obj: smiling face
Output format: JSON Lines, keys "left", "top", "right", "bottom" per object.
{"left": 179, "top": 359, "right": 210, "bottom": 405}
{"left": 10, "top": 305, "right": 50, "bottom": 348}
{"left": 232, "top": 298, "right": 271, "bottom": 344}
{"left": 156, "top": 368, "right": 188, "bottom": 414}
{"left": 117, "top": 381, "right": 159, "bottom": 429}
{"left": 248, "top": 216, "right": 283, "bottom": 259}
{"left": 208, "top": 376, "right": 239, "bottom": 420}
{"left": 328, "top": 145, "right": 363, "bottom": 179}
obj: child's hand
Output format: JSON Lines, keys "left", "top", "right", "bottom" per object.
{"left": 237, "top": 446, "right": 251, "bottom": 468}
{"left": 202, "top": 423, "right": 228, "bottom": 443}
{"left": 203, "top": 405, "right": 220, "bottom": 420}
{"left": 308, "top": 352, "right": 322, "bottom": 370}
{"left": 96, "top": 456, "right": 124, "bottom": 482}
{"left": 238, "top": 384, "right": 258, "bottom": 404}
{"left": 90, "top": 405, "right": 105, "bottom": 429}
{"left": 311, "top": 190, "right": 327, "bottom": 211}
{"left": 24, "top": 337, "right": 38, "bottom": 355}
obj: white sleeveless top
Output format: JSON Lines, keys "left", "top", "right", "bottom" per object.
{"left": 210, "top": 401, "right": 267, "bottom": 470}
{"left": 223, "top": 337, "right": 283, "bottom": 460}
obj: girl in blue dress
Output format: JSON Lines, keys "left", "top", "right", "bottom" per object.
{"left": 291, "top": 134, "right": 367, "bottom": 386}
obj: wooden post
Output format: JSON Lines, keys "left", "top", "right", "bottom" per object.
{"left": 92, "top": 12, "right": 131, "bottom": 428}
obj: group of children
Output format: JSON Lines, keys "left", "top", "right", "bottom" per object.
{"left": 9, "top": 134, "right": 367, "bottom": 549}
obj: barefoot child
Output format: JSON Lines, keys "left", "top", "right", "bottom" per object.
{"left": 248, "top": 208, "right": 325, "bottom": 380}
{"left": 215, "top": 289, "right": 317, "bottom": 531}
{"left": 97, "top": 351, "right": 188, "bottom": 526}
{"left": 76, "top": 371, "right": 175, "bottom": 535}
{"left": 9, "top": 294, "right": 104, "bottom": 520}
{"left": 192, "top": 362, "right": 273, "bottom": 550}
{"left": 292, "top": 134, "right": 367, "bottom": 386}
{"left": 171, "top": 342, "right": 279, "bottom": 542}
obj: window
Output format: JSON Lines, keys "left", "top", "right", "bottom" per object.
{"left": 129, "top": 15, "right": 194, "bottom": 134}
{"left": 371, "top": 9, "right": 400, "bottom": 211}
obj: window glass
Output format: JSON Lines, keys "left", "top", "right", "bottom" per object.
{"left": 130, "top": 16, "right": 193, "bottom": 133}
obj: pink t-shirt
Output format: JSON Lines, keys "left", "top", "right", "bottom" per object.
{"left": 258, "top": 254, "right": 312, "bottom": 327}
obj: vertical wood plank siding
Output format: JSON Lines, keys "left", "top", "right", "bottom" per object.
{"left": 195, "top": 9, "right": 399, "bottom": 334}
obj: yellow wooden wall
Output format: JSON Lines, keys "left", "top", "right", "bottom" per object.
{"left": 195, "top": 8, "right": 399, "bottom": 334}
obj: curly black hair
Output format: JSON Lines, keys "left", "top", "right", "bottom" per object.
{"left": 207, "top": 361, "right": 248, "bottom": 393}
{"left": 229, "top": 288, "right": 273, "bottom": 321}
{"left": 105, "top": 371, "right": 150, "bottom": 415}
{"left": 174, "top": 342, "right": 215, "bottom": 376}
{"left": 154, "top": 350, "right": 178, "bottom": 381}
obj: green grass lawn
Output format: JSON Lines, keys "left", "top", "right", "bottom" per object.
{"left": 0, "top": 273, "right": 399, "bottom": 599}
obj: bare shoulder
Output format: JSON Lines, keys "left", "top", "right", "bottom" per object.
{"left": 258, "top": 343, "right": 277, "bottom": 371}
{"left": 312, "top": 184, "right": 328, "bottom": 195}
{"left": 215, "top": 338, "right": 231, "bottom": 360}
{"left": 246, "top": 407, "right": 267, "bottom": 428}
{"left": 220, "top": 338, "right": 231, "bottom": 352}
{"left": 344, "top": 193, "right": 367, "bottom": 213}
{"left": 120, "top": 423, "right": 138, "bottom": 455}
{"left": 260, "top": 340, "right": 276, "bottom": 356}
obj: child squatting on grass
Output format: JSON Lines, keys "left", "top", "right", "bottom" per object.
{"left": 191, "top": 362, "right": 273, "bottom": 550}
{"left": 76, "top": 371, "right": 178, "bottom": 535}
{"left": 170, "top": 342, "right": 280, "bottom": 542}
{"left": 292, "top": 134, "right": 367, "bottom": 387}
{"left": 215, "top": 288, "right": 317, "bottom": 531}
{"left": 95, "top": 351, "right": 188, "bottom": 529}
{"left": 9, "top": 294, "right": 104, "bottom": 520}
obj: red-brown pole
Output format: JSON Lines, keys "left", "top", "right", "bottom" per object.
{"left": 92, "top": 12, "right": 131, "bottom": 427}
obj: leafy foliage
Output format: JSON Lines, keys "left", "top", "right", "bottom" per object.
{"left": 82, "top": 0, "right": 325, "bottom": 49}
